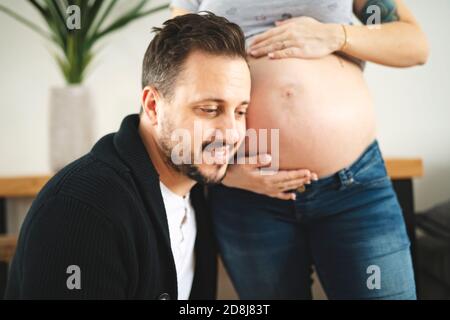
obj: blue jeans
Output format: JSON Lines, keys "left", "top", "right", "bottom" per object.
{"left": 209, "top": 141, "right": 416, "bottom": 299}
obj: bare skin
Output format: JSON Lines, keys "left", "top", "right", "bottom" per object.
{"left": 244, "top": 53, "right": 376, "bottom": 176}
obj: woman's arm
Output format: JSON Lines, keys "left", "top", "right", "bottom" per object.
{"left": 249, "top": 0, "right": 429, "bottom": 68}
{"left": 347, "top": 0, "right": 429, "bottom": 67}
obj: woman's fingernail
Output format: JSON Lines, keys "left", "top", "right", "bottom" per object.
{"left": 268, "top": 52, "right": 274, "bottom": 58}
{"left": 291, "top": 194, "right": 296, "bottom": 200}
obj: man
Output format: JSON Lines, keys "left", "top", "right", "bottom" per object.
{"left": 5, "top": 12, "right": 251, "bottom": 299}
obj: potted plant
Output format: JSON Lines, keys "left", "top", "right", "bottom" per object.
{"left": 0, "top": 0, "right": 168, "bottom": 170}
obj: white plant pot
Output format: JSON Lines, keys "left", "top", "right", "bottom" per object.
{"left": 49, "top": 85, "right": 95, "bottom": 171}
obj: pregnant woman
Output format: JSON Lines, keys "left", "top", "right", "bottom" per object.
{"left": 170, "top": 0, "right": 428, "bottom": 299}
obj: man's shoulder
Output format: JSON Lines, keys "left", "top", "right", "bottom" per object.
{"left": 33, "top": 151, "right": 139, "bottom": 226}
{"left": 7, "top": 151, "right": 140, "bottom": 299}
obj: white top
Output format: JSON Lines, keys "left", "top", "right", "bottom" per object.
{"left": 170, "top": 0, "right": 354, "bottom": 46}
{"left": 159, "top": 181, "right": 197, "bottom": 300}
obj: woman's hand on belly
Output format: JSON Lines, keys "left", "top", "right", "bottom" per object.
{"left": 248, "top": 16, "right": 345, "bottom": 59}
{"left": 222, "top": 154, "right": 318, "bottom": 201}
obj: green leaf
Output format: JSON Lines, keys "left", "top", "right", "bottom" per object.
{"left": 28, "top": 0, "right": 48, "bottom": 18}
{"left": 83, "top": 0, "right": 104, "bottom": 35}
{"left": 92, "top": 0, "right": 154, "bottom": 42}
{"left": 87, "top": 0, "right": 118, "bottom": 41}
{"left": 42, "top": 0, "right": 67, "bottom": 37}
{"left": 135, "top": 4, "right": 170, "bottom": 19}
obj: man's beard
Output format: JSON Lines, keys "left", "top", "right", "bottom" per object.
{"left": 158, "top": 120, "right": 230, "bottom": 185}
{"left": 178, "top": 163, "right": 225, "bottom": 185}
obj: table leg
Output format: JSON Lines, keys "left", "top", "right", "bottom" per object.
{"left": 0, "top": 198, "right": 7, "bottom": 298}
{"left": 392, "top": 179, "right": 419, "bottom": 297}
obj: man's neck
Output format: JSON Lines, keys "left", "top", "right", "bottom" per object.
{"left": 138, "top": 121, "right": 195, "bottom": 197}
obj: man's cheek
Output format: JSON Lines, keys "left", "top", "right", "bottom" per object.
{"left": 237, "top": 126, "right": 247, "bottom": 146}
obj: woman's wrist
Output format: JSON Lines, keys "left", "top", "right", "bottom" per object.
{"left": 329, "top": 23, "right": 348, "bottom": 53}
{"left": 339, "top": 24, "right": 349, "bottom": 52}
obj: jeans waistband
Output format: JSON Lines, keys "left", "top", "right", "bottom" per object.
{"left": 303, "top": 140, "right": 381, "bottom": 191}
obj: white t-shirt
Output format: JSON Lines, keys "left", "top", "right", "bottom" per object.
{"left": 159, "top": 181, "right": 197, "bottom": 300}
{"left": 170, "top": 0, "right": 354, "bottom": 45}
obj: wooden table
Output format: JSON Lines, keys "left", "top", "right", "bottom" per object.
{"left": 0, "top": 159, "right": 424, "bottom": 297}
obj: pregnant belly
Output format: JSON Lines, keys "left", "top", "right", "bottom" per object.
{"left": 246, "top": 54, "right": 376, "bottom": 177}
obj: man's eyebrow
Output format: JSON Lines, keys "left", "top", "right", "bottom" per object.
{"left": 190, "top": 98, "right": 250, "bottom": 105}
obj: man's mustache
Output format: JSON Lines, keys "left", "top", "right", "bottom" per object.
{"left": 201, "top": 140, "right": 235, "bottom": 152}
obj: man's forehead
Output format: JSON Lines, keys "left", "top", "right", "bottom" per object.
{"left": 175, "top": 52, "right": 250, "bottom": 103}
{"left": 181, "top": 50, "right": 247, "bottom": 78}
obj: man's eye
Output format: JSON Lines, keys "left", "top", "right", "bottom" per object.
{"left": 236, "top": 110, "right": 247, "bottom": 116}
{"left": 200, "top": 108, "right": 218, "bottom": 114}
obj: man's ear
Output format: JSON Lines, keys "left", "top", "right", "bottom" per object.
{"left": 141, "top": 86, "right": 160, "bottom": 126}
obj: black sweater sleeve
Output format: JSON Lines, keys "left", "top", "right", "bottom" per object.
{"left": 6, "top": 195, "right": 129, "bottom": 299}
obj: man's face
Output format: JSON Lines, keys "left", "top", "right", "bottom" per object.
{"left": 151, "top": 51, "right": 251, "bottom": 184}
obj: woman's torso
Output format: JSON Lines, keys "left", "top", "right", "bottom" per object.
{"left": 184, "top": 0, "right": 377, "bottom": 177}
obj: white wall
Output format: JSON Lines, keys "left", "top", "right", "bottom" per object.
{"left": 0, "top": 0, "right": 449, "bottom": 212}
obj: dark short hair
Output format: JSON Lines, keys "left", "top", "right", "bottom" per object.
{"left": 141, "top": 12, "right": 247, "bottom": 101}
